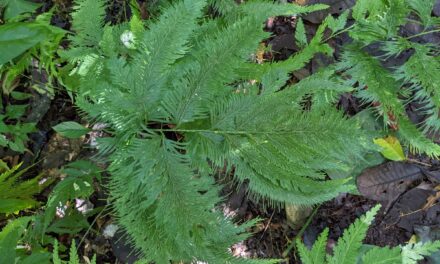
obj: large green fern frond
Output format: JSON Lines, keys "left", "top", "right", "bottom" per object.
{"left": 0, "top": 163, "right": 51, "bottom": 214}
{"left": 395, "top": 42, "right": 440, "bottom": 133}
{"left": 296, "top": 228, "right": 329, "bottom": 264}
{"left": 69, "top": 0, "right": 374, "bottom": 262}
{"left": 62, "top": 0, "right": 106, "bottom": 61}
{"left": 327, "top": 205, "right": 380, "bottom": 264}
{"left": 297, "top": 204, "right": 440, "bottom": 264}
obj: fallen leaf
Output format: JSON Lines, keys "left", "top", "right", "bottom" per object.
{"left": 374, "top": 136, "right": 406, "bottom": 161}
{"left": 357, "top": 162, "right": 422, "bottom": 203}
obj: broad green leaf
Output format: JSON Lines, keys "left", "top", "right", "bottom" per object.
{"left": 20, "top": 252, "right": 52, "bottom": 264}
{"left": 0, "top": 0, "right": 41, "bottom": 20}
{"left": 0, "top": 23, "right": 48, "bottom": 64}
{"left": 53, "top": 121, "right": 90, "bottom": 138}
{"left": 10, "top": 91, "right": 32, "bottom": 100}
{"left": 374, "top": 136, "right": 406, "bottom": 161}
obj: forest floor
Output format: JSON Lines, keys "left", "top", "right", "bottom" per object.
{"left": 3, "top": 0, "right": 440, "bottom": 263}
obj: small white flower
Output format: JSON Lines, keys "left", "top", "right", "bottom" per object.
{"left": 120, "top": 30, "right": 136, "bottom": 49}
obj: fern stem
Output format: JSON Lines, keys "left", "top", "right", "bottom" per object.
{"left": 405, "top": 28, "right": 440, "bottom": 40}
{"left": 282, "top": 205, "right": 320, "bottom": 258}
{"left": 323, "top": 24, "right": 355, "bottom": 43}
{"left": 155, "top": 128, "right": 312, "bottom": 135}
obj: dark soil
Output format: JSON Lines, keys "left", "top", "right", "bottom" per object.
{"left": 235, "top": 194, "right": 409, "bottom": 263}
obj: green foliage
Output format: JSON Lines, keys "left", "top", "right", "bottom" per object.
{"left": 0, "top": 116, "right": 35, "bottom": 153}
{"left": 0, "top": 216, "right": 35, "bottom": 263}
{"left": 0, "top": 160, "right": 100, "bottom": 264}
{"left": 0, "top": 0, "right": 41, "bottom": 21}
{"left": 0, "top": 95, "right": 36, "bottom": 153}
{"left": 337, "top": 0, "right": 440, "bottom": 157}
{"left": 43, "top": 160, "right": 100, "bottom": 234}
{"left": 0, "top": 163, "right": 50, "bottom": 214}
{"left": 61, "top": 0, "right": 106, "bottom": 62}
{"left": 297, "top": 205, "right": 440, "bottom": 264}
{"left": 295, "top": 18, "right": 307, "bottom": 49}
{"left": 53, "top": 240, "right": 96, "bottom": 264}
{"left": 66, "top": 0, "right": 376, "bottom": 262}
{"left": 0, "top": 10, "right": 66, "bottom": 95}
{"left": 53, "top": 122, "right": 90, "bottom": 139}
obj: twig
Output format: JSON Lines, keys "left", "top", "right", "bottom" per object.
{"left": 407, "top": 158, "right": 432, "bottom": 167}
{"left": 259, "top": 210, "right": 276, "bottom": 240}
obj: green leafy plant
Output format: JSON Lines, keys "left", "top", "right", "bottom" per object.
{"left": 0, "top": 94, "right": 36, "bottom": 153}
{"left": 65, "top": 0, "right": 380, "bottom": 262}
{"left": 336, "top": 0, "right": 440, "bottom": 157}
{"left": 296, "top": 205, "right": 440, "bottom": 264}
{"left": 0, "top": 216, "right": 54, "bottom": 263}
{"left": 53, "top": 240, "right": 96, "bottom": 264}
{"left": 0, "top": 5, "right": 66, "bottom": 95}
{"left": 0, "top": 160, "right": 100, "bottom": 264}
{"left": 0, "top": 0, "right": 41, "bottom": 21}
{"left": 0, "top": 162, "right": 51, "bottom": 214}
{"left": 42, "top": 160, "right": 100, "bottom": 234}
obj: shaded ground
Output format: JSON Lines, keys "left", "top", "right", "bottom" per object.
{"left": 2, "top": 0, "right": 440, "bottom": 263}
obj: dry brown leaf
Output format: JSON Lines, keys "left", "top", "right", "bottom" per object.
{"left": 357, "top": 162, "right": 423, "bottom": 203}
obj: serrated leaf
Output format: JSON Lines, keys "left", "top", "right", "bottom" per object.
{"left": 0, "top": 198, "right": 38, "bottom": 214}
{"left": 295, "top": 18, "right": 308, "bottom": 48}
{"left": 328, "top": 204, "right": 381, "bottom": 264}
{"left": 374, "top": 136, "right": 406, "bottom": 161}
{"left": 325, "top": 10, "right": 349, "bottom": 32}
{"left": 53, "top": 121, "right": 90, "bottom": 138}
{"left": 402, "top": 241, "right": 440, "bottom": 264}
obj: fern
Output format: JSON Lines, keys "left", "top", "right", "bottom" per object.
{"left": 53, "top": 240, "right": 96, "bottom": 264}
{"left": 328, "top": 205, "right": 380, "bottom": 264}
{"left": 297, "top": 228, "right": 329, "bottom": 264}
{"left": 401, "top": 240, "right": 440, "bottom": 264}
{"left": 0, "top": 163, "right": 51, "bottom": 214}
{"left": 65, "top": 0, "right": 377, "bottom": 262}
{"left": 61, "top": 0, "right": 106, "bottom": 61}
{"left": 336, "top": 0, "right": 440, "bottom": 157}
{"left": 297, "top": 205, "right": 440, "bottom": 264}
